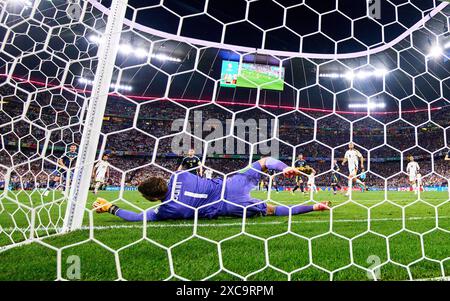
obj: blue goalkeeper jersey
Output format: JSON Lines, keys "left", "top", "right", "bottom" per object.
{"left": 149, "top": 172, "right": 224, "bottom": 221}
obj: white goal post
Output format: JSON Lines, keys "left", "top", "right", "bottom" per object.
{"left": 62, "top": 0, "right": 129, "bottom": 232}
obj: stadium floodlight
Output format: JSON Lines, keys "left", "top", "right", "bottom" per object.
{"left": 319, "top": 73, "right": 346, "bottom": 78}
{"left": 88, "top": 34, "right": 101, "bottom": 43}
{"left": 344, "top": 71, "right": 355, "bottom": 79}
{"left": 355, "top": 71, "right": 373, "bottom": 79}
{"left": 373, "top": 68, "right": 388, "bottom": 77}
{"left": 118, "top": 44, "right": 133, "bottom": 55}
{"left": 320, "top": 69, "right": 387, "bottom": 80}
{"left": 427, "top": 45, "right": 444, "bottom": 58}
{"left": 348, "top": 102, "right": 386, "bottom": 109}
{"left": 87, "top": 35, "right": 181, "bottom": 62}
{"left": 110, "top": 83, "right": 133, "bottom": 91}
{"left": 78, "top": 77, "right": 132, "bottom": 91}
{"left": 150, "top": 53, "right": 182, "bottom": 62}
{"left": 9, "top": 0, "right": 32, "bottom": 6}
{"left": 135, "top": 48, "right": 148, "bottom": 58}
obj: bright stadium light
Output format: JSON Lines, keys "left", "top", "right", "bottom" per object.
{"left": 150, "top": 53, "right": 182, "bottom": 62}
{"left": 348, "top": 102, "right": 386, "bottom": 109}
{"left": 88, "top": 35, "right": 102, "bottom": 43}
{"left": 9, "top": 0, "right": 32, "bottom": 6}
{"left": 110, "top": 82, "right": 133, "bottom": 91}
{"left": 135, "top": 48, "right": 148, "bottom": 58}
{"left": 78, "top": 77, "right": 132, "bottom": 91}
{"left": 428, "top": 45, "right": 444, "bottom": 58}
{"left": 355, "top": 71, "right": 373, "bottom": 79}
{"left": 373, "top": 68, "right": 388, "bottom": 77}
{"left": 118, "top": 44, "right": 133, "bottom": 55}
{"left": 87, "top": 36, "right": 181, "bottom": 62}
{"left": 344, "top": 71, "right": 355, "bottom": 79}
{"left": 320, "top": 69, "right": 388, "bottom": 80}
{"left": 318, "top": 73, "right": 344, "bottom": 78}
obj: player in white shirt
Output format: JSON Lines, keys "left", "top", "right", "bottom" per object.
{"left": 406, "top": 155, "right": 420, "bottom": 194}
{"left": 417, "top": 173, "right": 423, "bottom": 192}
{"left": 204, "top": 169, "right": 213, "bottom": 179}
{"left": 93, "top": 154, "right": 110, "bottom": 195}
{"left": 307, "top": 172, "right": 318, "bottom": 194}
{"left": 342, "top": 142, "right": 366, "bottom": 196}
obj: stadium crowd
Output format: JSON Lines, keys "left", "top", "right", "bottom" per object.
{"left": 1, "top": 87, "right": 450, "bottom": 191}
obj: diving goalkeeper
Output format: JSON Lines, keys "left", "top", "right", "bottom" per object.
{"left": 93, "top": 157, "right": 330, "bottom": 221}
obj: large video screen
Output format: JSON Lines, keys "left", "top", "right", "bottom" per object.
{"left": 220, "top": 60, "right": 285, "bottom": 91}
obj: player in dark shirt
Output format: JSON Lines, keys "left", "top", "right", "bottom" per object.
{"left": 52, "top": 144, "right": 78, "bottom": 188}
{"left": 331, "top": 159, "right": 342, "bottom": 195}
{"left": 178, "top": 148, "right": 203, "bottom": 177}
{"left": 267, "top": 169, "right": 280, "bottom": 193}
{"left": 292, "top": 154, "right": 315, "bottom": 194}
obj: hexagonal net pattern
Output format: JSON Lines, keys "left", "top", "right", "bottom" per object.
{"left": 0, "top": 0, "right": 449, "bottom": 281}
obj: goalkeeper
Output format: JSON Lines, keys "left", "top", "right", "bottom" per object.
{"left": 93, "top": 157, "right": 330, "bottom": 221}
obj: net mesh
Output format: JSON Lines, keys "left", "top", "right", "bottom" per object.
{"left": 0, "top": 0, "right": 449, "bottom": 281}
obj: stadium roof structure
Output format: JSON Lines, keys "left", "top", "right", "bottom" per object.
{"left": 83, "top": 1, "right": 450, "bottom": 112}
{"left": 3, "top": 0, "right": 450, "bottom": 112}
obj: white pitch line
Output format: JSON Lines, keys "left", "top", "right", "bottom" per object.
{"left": 2, "top": 215, "right": 449, "bottom": 232}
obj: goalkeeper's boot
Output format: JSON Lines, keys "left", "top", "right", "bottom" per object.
{"left": 93, "top": 198, "right": 112, "bottom": 213}
{"left": 313, "top": 201, "right": 331, "bottom": 211}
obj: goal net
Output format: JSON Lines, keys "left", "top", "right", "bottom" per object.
{"left": 0, "top": 0, "right": 449, "bottom": 281}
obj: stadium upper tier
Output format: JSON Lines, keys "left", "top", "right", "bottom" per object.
{"left": 1, "top": 83, "right": 448, "bottom": 177}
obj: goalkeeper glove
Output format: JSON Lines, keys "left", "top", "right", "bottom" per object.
{"left": 93, "top": 198, "right": 119, "bottom": 215}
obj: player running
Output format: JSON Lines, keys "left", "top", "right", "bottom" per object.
{"left": 292, "top": 154, "right": 315, "bottom": 195}
{"left": 331, "top": 159, "right": 342, "bottom": 195}
{"left": 342, "top": 142, "right": 365, "bottom": 196}
{"left": 178, "top": 148, "right": 203, "bottom": 177}
{"left": 406, "top": 155, "right": 420, "bottom": 194}
{"left": 93, "top": 157, "right": 331, "bottom": 221}
{"left": 92, "top": 154, "right": 110, "bottom": 195}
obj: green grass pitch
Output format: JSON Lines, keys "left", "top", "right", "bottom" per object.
{"left": 0, "top": 190, "right": 449, "bottom": 281}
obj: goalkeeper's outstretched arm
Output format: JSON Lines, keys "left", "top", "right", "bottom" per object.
{"left": 93, "top": 198, "right": 157, "bottom": 222}
{"left": 258, "top": 157, "right": 299, "bottom": 177}
{"left": 266, "top": 202, "right": 331, "bottom": 216}
{"left": 255, "top": 157, "right": 331, "bottom": 214}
